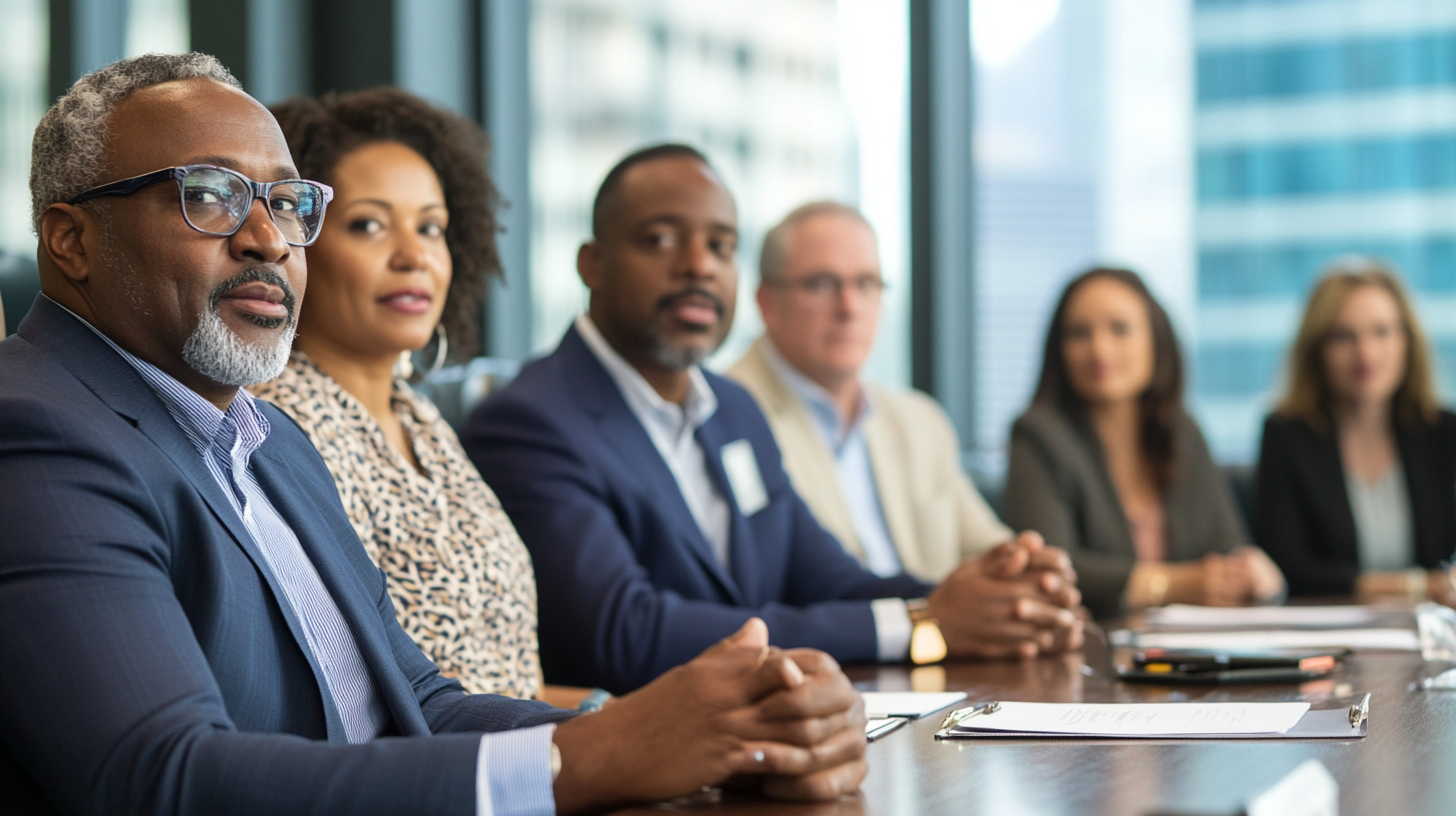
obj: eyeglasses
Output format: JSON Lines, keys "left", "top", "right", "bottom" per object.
{"left": 775, "top": 273, "right": 887, "bottom": 301}
{"left": 68, "top": 164, "right": 334, "bottom": 247}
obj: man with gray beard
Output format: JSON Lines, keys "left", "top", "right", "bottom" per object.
{"left": 465, "top": 145, "right": 1086, "bottom": 695}
{"left": 0, "top": 57, "right": 871, "bottom": 815}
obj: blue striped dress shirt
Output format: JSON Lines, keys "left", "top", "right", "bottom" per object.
{"left": 56, "top": 298, "right": 556, "bottom": 815}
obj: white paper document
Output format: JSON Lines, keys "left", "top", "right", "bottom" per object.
{"left": 861, "top": 691, "right": 966, "bottom": 719}
{"left": 1144, "top": 604, "right": 1380, "bottom": 629}
{"left": 1130, "top": 628, "right": 1420, "bottom": 652}
{"left": 954, "top": 701, "right": 1311, "bottom": 737}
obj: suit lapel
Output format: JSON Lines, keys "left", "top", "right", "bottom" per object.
{"left": 22, "top": 301, "right": 352, "bottom": 741}
{"left": 1315, "top": 426, "right": 1360, "bottom": 561}
{"left": 695, "top": 416, "right": 753, "bottom": 605}
{"left": 747, "top": 341, "right": 863, "bottom": 560}
{"left": 251, "top": 444, "right": 430, "bottom": 737}
{"left": 862, "top": 401, "right": 925, "bottom": 577}
{"left": 1395, "top": 424, "right": 1438, "bottom": 566}
{"left": 563, "top": 329, "right": 746, "bottom": 604}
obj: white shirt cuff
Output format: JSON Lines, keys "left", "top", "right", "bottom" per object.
{"left": 476, "top": 724, "right": 557, "bottom": 816}
{"left": 871, "top": 597, "right": 912, "bottom": 662}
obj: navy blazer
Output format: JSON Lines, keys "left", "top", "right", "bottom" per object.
{"left": 0, "top": 298, "right": 571, "bottom": 816}
{"left": 463, "top": 326, "right": 931, "bottom": 693}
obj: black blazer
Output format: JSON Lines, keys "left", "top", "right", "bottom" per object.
{"left": 1254, "top": 410, "right": 1456, "bottom": 596}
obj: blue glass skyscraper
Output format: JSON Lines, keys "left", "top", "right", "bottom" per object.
{"left": 1193, "top": 0, "right": 1456, "bottom": 458}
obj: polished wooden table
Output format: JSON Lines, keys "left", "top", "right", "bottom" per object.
{"left": 614, "top": 635, "right": 1456, "bottom": 815}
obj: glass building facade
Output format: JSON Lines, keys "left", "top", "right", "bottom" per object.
{"left": 1193, "top": 0, "right": 1456, "bottom": 459}
{"left": 529, "top": 0, "right": 911, "bottom": 383}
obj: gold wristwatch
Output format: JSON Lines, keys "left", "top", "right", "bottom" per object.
{"left": 906, "top": 599, "right": 948, "bottom": 665}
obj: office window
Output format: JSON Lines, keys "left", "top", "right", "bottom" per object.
{"left": 0, "top": 0, "right": 45, "bottom": 256}
{"left": 0, "top": 0, "right": 187, "bottom": 258}
{"left": 528, "top": 0, "right": 911, "bottom": 384}
{"left": 973, "top": 0, "right": 1456, "bottom": 466}
{"left": 1193, "top": 0, "right": 1456, "bottom": 459}
{"left": 972, "top": 0, "right": 1195, "bottom": 463}
{"left": 126, "top": 0, "right": 189, "bottom": 57}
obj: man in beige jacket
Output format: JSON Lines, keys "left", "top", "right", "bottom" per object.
{"left": 728, "top": 202, "right": 1011, "bottom": 583}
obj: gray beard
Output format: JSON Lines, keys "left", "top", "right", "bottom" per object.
{"left": 182, "top": 308, "right": 295, "bottom": 387}
{"left": 647, "top": 338, "right": 709, "bottom": 371}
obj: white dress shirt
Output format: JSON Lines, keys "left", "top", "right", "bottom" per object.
{"left": 577, "top": 315, "right": 910, "bottom": 661}
{"left": 576, "top": 314, "right": 732, "bottom": 564}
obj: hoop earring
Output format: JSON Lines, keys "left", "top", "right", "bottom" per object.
{"left": 427, "top": 324, "right": 449, "bottom": 378}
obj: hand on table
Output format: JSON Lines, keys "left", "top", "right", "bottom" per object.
{"left": 927, "top": 531, "right": 1085, "bottom": 659}
{"left": 1427, "top": 567, "right": 1456, "bottom": 608}
{"left": 549, "top": 618, "right": 866, "bottom": 813}
{"left": 1202, "top": 547, "right": 1285, "bottom": 606}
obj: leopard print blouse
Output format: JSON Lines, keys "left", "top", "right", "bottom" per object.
{"left": 251, "top": 354, "right": 541, "bottom": 698}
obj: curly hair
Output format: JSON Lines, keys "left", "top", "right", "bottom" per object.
{"left": 30, "top": 52, "right": 240, "bottom": 235}
{"left": 270, "top": 88, "right": 502, "bottom": 363}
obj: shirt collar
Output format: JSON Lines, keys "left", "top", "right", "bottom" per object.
{"left": 44, "top": 294, "right": 271, "bottom": 461}
{"left": 575, "top": 313, "right": 718, "bottom": 436}
{"left": 760, "top": 336, "right": 871, "bottom": 449}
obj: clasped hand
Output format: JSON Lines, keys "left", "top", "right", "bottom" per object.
{"left": 927, "top": 531, "right": 1086, "bottom": 659}
{"left": 550, "top": 618, "right": 866, "bottom": 813}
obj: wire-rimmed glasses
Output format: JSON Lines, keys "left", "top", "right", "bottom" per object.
{"left": 68, "top": 164, "right": 334, "bottom": 247}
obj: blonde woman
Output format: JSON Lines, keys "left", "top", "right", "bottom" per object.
{"left": 1256, "top": 258, "right": 1456, "bottom": 602}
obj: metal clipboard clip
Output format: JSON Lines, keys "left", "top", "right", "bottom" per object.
{"left": 935, "top": 700, "right": 1000, "bottom": 739}
{"left": 1348, "top": 692, "right": 1370, "bottom": 728}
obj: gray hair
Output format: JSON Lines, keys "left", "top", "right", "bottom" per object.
{"left": 30, "top": 52, "right": 241, "bottom": 235}
{"left": 758, "top": 200, "right": 874, "bottom": 284}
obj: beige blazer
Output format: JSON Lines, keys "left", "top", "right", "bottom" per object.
{"left": 728, "top": 337, "right": 1010, "bottom": 582}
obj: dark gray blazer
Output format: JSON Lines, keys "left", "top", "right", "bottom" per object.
{"left": 1003, "top": 403, "right": 1246, "bottom": 618}
{"left": 0, "top": 297, "right": 572, "bottom": 816}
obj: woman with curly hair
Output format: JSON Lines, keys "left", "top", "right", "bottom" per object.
{"left": 254, "top": 88, "right": 570, "bottom": 702}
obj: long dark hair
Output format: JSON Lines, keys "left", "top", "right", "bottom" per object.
{"left": 270, "top": 88, "right": 502, "bottom": 363}
{"left": 1032, "top": 267, "right": 1185, "bottom": 492}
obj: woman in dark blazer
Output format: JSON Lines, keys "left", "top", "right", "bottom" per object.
{"left": 1004, "top": 268, "right": 1286, "bottom": 618}
{"left": 1256, "top": 259, "right": 1456, "bottom": 601}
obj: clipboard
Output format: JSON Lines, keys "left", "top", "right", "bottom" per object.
{"left": 935, "top": 695, "right": 1370, "bottom": 740}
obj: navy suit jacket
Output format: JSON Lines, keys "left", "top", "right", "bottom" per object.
{"left": 0, "top": 298, "right": 572, "bottom": 816}
{"left": 463, "top": 326, "right": 931, "bottom": 693}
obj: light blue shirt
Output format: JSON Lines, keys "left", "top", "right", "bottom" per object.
{"left": 761, "top": 340, "right": 902, "bottom": 577}
{"left": 56, "top": 297, "right": 555, "bottom": 816}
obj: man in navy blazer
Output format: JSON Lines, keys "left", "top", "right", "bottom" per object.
{"left": 465, "top": 145, "right": 1085, "bottom": 694}
{"left": 0, "top": 54, "right": 868, "bottom": 815}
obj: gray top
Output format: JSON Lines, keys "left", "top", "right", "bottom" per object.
{"left": 1345, "top": 464, "right": 1416, "bottom": 572}
{"left": 1003, "top": 403, "right": 1247, "bottom": 618}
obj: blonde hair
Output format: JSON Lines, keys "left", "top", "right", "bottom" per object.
{"left": 1277, "top": 256, "right": 1439, "bottom": 432}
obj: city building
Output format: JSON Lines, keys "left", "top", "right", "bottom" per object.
{"left": 1194, "top": 0, "right": 1456, "bottom": 459}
